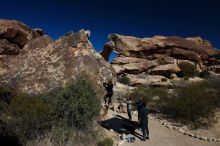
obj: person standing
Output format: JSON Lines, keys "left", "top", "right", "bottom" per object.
{"left": 126, "top": 97, "right": 132, "bottom": 120}
{"left": 136, "top": 97, "right": 144, "bottom": 127}
{"left": 140, "top": 102, "right": 149, "bottom": 141}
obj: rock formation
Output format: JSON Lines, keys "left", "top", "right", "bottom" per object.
{"left": 0, "top": 20, "right": 115, "bottom": 95}
{"left": 0, "top": 19, "right": 45, "bottom": 75}
{"left": 101, "top": 34, "right": 220, "bottom": 86}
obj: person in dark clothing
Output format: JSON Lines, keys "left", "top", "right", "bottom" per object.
{"left": 103, "top": 80, "right": 113, "bottom": 105}
{"left": 140, "top": 102, "right": 149, "bottom": 141}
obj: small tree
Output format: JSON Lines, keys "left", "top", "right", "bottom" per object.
{"left": 177, "top": 62, "right": 199, "bottom": 78}
{"left": 118, "top": 75, "right": 130, "bottom": 85}
{"left": 55, "top": 78, "right": 101, "bottom": 131}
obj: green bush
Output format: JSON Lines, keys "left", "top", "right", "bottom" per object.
{"left": 1, "top": 93, "right": 54, "bottom": 142}
{"left": 156, "top": 81, "right": 219, "bottom": 128}
{"left": 207, "top": 77, "right": 220, "bottom": 105}
{"left": 118, "top": 75, "right": 130, "bottom": 85}
{"left": 97, "top": 137, "right": 114, "bottom": 146}
{"left": 55, "top": 78, "right": 101, "bottom": 130}
{"left": 129, "top": 87, "right": 168, "bottom": 105}
{"left": 178, "top": 62, "right": 199, "bottom": 78}
{"left": 0, "top": 77, "right": 102, "bottom": 145}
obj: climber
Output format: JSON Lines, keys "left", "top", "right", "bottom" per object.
{"left": 103, "top": 80, "right": 114, "bottom": 105}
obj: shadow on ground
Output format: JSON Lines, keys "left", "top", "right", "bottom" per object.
{"left": 100, "top": 115, "right": 143, "bottom": 140}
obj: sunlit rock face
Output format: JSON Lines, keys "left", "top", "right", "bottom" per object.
{"left": 101, "top": 34, "right": 220, "bottom": 86}
{"left": 0, "top": 20, "right": 115, "bottom": 95}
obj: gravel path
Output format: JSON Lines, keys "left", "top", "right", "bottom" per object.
{"left": 115, "top": 113, "right": 220, "bottom": 146}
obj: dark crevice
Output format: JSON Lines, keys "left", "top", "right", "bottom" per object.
{"left": 0, "top": 30, "right": 26, "bottom": 49}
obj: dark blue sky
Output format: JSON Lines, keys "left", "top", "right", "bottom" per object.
{"left": 1, "top": 0, "right": 220, "bottom": 60}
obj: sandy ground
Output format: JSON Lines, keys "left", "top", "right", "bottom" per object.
{"left": 121, "top": 113, "right": 220, "bottom": 146}
{"left": 102, "top": 109, "right": 220, "bottom": 146}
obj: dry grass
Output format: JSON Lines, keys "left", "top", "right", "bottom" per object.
{"left": 26, "top": 126, "right": 104, "bottom": 146}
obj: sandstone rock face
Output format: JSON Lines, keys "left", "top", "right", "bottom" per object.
{"left": 0, "top": 19, "right": 42, "bottom": 49}
{"left": 102, "top": 34, "right": 220, "bottom": 86}
{"left": 127, "top": 74, "right": 171, "bottom": 87}
{"left": 150, "top": 64, "right": 181, "bottom": 75}
{"left": 102, "top": 34, "right": 220, "bottom": 83}
{"left": 109, "top": 34, "right": 219, "bottom": 62}
{"left": 0, "top": 20, "right": 115, "bottom": 95}
{"left": 0, "top": 19, "right": 45, "bottom": 76}
{"left": 100, "top": 41, "right": 114, "bottom": 61}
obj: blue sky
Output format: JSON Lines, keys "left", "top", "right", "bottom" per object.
{"left": 1, "top": 0, "right": 219, "bottom": 61}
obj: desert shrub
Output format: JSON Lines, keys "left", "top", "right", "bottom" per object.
{"left": 206, "top": 77, "right": 220, "bottom": 105}
{"left": 26, "top": 125, "right": 100, "bottom": 146}
{"left": 200, "top": 70, "right": 211, "bottom": 78}
{"left": 1, "top": 93, "right": 54, "bottom": 143}
{"left": 156, "top": 81, "right": 219, "bottom": 128}
{"left": 55, "top": 78, "right": 101, "bottom": 131}
{"left": 178, "top": 62, "right": 199, "bottom": 78}
{"left": 97, "top": 137, "right": 114, "bottom": 146}
{"left": 118, "top": 75, "right": 130, "bottom": 85}
{"left": 0, "top": 77, "right": 102, "bottom": 145}
{"left": 129, "top": 87, "right": 169, "bottom": 106}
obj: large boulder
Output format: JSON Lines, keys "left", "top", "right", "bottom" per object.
{"left": 109, "top": 34, "right": 219, "bottom": 62}
{"left": 0, "top": 20, "right": 115, "bottom": 95}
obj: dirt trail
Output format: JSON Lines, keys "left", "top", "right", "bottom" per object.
{"left": 107, "top": 112, "right": 220, "bottom": 146}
